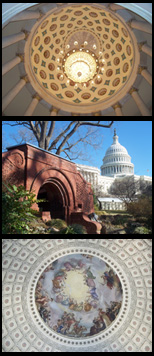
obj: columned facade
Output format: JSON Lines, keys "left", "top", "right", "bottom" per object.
{"left": 76, "top": 164, "right": 100, "bottom": 187}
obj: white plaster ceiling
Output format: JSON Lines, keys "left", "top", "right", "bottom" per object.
{"left": 2, "top": 239, "right": 152, "bottom": 352}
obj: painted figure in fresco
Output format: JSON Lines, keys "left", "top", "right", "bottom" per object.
{"left": 52, "top": 270, "right": 66, "bottom": 290}
{"left": 90, "top": 308, "right": 110, "bottom": 336}
{"left": 84, "top": 302, "right": 92, "bottom": 312}
{"left": 70, "top": 301, "right": 84, "bottom": 312}
{"left": 44, "top": 263, "right": 54, "bottom": 273}
{"left": 85, "top": 267, "right": 96, "bottom": 279}
{"left": 78, "top": 259, "right": 86, "bottom": 268}
{"left": 64, "top": 262, "right": 74, "bottom": 271}
{"left": 89, "top": 302, "right": 123, "bottom": 336}
{"left": 56, "top": 294, "right": 64, "bottom": 303}
{"left": 103, "top": 271, "right": 114, "bottom": 289}
{"left": 102, "top": 269, "right": 122, "bottom": 292}
{"left": 61, "top": 297, "right": 70, "bottom": 306}
{"left": 86, "top": 278, "right": 96, "bottom": 287}
{"left": 106, "top": 301, "right": 122, "bottom": 322}
{"left": 89, "top": 287, "right": 99, "bottom": 300}
{"left": 53, "top": 312, "right": 87, "bottom": 337}
{"left": 39, "top": 306, "right": 50, "bottom": 323}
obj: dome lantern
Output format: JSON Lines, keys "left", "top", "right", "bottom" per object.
{"left": 113, "top": 128, "right": 119, "bottom": 145}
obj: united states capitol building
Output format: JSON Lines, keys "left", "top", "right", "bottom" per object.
{"left": 77, "top": 130, "right": 152, "bottom": 210}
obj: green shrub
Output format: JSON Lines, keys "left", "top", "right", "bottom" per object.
{"left": 133, "top": 226, "right": 152, "bottom": 234}
{"left": 70, "top": 224, "right": 87, "bottom": 234}
{"left": 2, "top": 183, "right": 40, "bottom": 234}
{"left": 46, "top": 219, "right": 67, "bottom": 229}
{"left": 112, "top": 215, "right": 128, "bottom": 226}
{"left": 59, "top": 224, "right": 87, "bottom": 234}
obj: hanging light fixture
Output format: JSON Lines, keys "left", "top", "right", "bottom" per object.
{"left": 63, "top": 50, "right": 97, "bottom": 83}
{"left": 57, "top": 43, "right": 105, "bottom": 88}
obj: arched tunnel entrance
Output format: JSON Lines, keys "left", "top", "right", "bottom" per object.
{"left": 37, "top": 181, "right": 67, "bottom": 221}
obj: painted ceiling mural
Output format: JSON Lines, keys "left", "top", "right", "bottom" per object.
{"left": 28, "top": 4, "right": 135, "bottom": 107}
{"left": 2, "top": 239, "right": 152, "bottom": 352}
{"left": 35, "top": 254, "right": 123, "bottom": 338}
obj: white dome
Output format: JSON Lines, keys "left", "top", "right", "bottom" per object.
{"left": 101, "top": 129, "right": 134, "bottom": 177}
{"left": 105, "top": 142, "right": 129, "bottom": 157}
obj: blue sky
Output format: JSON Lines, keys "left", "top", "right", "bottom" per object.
{"left": 2, "top": 121, "right": 152, "bottom": 177}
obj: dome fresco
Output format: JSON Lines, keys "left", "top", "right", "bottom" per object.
{"left": 35, "top": 254, "right": 123, "bottom": 338}
{"left": 2, "top": 239, "right": 152, "bottom": 352}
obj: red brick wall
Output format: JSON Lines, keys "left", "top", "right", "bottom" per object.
{"left": 2, "top": 149, "right": 25, "bottom": 186}
{"left": 2, "top": 144, "right": 94, "bottom": 222}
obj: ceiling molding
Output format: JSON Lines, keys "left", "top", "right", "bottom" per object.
{"left": 115, "top": 3, "right": 152, "bottom": 24}
{"left": 2, "top": 3, "right": 39, "bottom": 28}
{"left": 2, "top": 3, "right": 152, "bottom": 28}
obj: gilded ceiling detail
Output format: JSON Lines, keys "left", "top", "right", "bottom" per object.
{"left": 28, "top": 4, "right": 135, "bottom": 107}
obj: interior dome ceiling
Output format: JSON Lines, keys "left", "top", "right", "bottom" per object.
{"left": 35, "top": 254, "right": 123, "bottom": 338}
{"left": 25, "top": 3, "right": 138, "bottom": 113}
{"left": 2, "top": 239, "right": 152, "bottom": 352}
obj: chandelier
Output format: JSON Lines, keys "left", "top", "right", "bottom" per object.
{"left": 56, "top": 41, "right": 105, "bottom": 88}
{"left": 64, "top": 50, "right": 97, "bottom": 83}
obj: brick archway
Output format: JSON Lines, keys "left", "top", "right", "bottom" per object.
{"left": 2, "top": 143, "right": 102, "bottom": 233}
{"left": 37, "top": 181, "right": 66, "bottom": 221}
{"left": 30, "top": 168, "right": 76, "bottom": 222}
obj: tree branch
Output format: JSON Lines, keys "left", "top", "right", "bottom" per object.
{"left": 56, "top": 122, "right": 81, "bottom": 155}
{"left": 45, "top": 121, "right": 55, "bottom": 150}
{"left": 49, "top": 121, "right": 78, "bottom": 151}
{"left": 3, "top": 121, "right": 31, "bottom": 129}
{"left": 79, "top": 121, "right": 114, "bottom": 128}
{"left": 3, "top": 120, "right": 115, "bottom": 161}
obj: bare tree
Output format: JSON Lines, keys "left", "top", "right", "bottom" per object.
{"left": 10, "top": 127, "right": 37, "bottom": 146}
{"left": 140, "top": 180, "right": 152, "bottom": 197}
{"left": 3, "top": 121, "right": 114, "bottom": 160}
{"left": 109, "top": 176, "right": 141, "bottom": 204}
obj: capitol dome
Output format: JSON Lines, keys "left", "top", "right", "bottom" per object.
{"left": 101, "top": 129, "right": 134, "bottom": 177}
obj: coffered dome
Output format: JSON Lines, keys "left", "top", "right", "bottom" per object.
{"left": 24, "top": 3, "right": 139, "bottom": 114}
{"left": 101, "top": 129, "right": 134, "bottom": 177}
{"left": 2, "top": 3, "right": 152, "bottom": 116}
{"left": 2, "top": 239, "right": 152, "bottom": 352}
